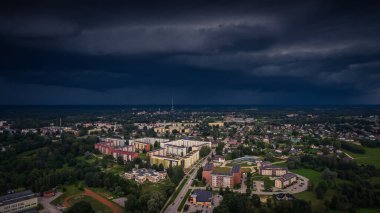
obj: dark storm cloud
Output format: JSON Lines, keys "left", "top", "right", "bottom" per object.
{"left": 0, "top": 0, "right": 379, "bottom": 104}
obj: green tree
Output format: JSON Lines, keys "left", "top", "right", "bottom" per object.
{"left": 199, "top": 146, "right": 211, "bottom": 158}
{"left": 125, "top": 194, "right": 137, "bottom": 212}
{"left": 67, "top": 201, "right": 95, "bottom": 213}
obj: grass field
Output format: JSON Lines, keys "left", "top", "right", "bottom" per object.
{"left": 241, "top": 167, "right": 253, "bottom": 173}
{"left": 343, "top": 147, "right": 380, "bottom": 168}
{"left": 139, "top": 153, "right": 148, "bottom": 160}
{"left": 76, "top": 155, "right": 97, "bottom": 165}
{"left": 289, "top": 168, "right": 341, "bottom": 212}
{"left": 213, "top": 167, "right": 231, "bottom": 173}
{"left": 51, "top": 185, "right": 83, "bottom": 205}
{"left": 289, "top": 168, "right": 322, "bottom": 186}
{"left": 66, "top": 194, "right": 112, "bottom": 213}
{"left": 105, "top": 165, "right": 124, "bottom": 175}
{"left": 356, "top": 208, "right": 380, "bottom": 213}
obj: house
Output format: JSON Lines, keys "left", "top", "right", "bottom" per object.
{"left": 190, "top": 190, "right": 213, "bottom": 207}
{"left": 275, "top": 173, "right": 297, "bottom": 189}
{"left": 0, "top": 190, "right": 38, "bottom": 213}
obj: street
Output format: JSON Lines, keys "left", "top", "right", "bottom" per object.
{"left": 39, "top": 192, "right": 62, "bottom": 213}
{"left": 164, "top": 151, "right": 213, "bottom": 213}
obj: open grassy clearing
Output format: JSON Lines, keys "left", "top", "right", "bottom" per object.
{"left": 51, "top": 185, "right": 83, "bottom": 205}
{"left": 343, "top": 147, "right": 380, "bottom": 168}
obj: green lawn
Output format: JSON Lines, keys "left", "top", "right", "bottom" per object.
{"left": 343, "top": 147, "right": 380, "bottom": 168}
{"left": 213, "top": 167, "right": 231, "bottom": 173}
{"left": 139, "top": 153, "right": 148, "bottom": 160}
{"left": 289, "top": 168, "right": 322, "bottom": 186}
{"left": 356, "top": 208, "right": 380, "bottom": 213}
{"left": 263, "top": 177, "right": 274, "bottom": 191}
{"left": 294, "top": 190, "right": 333, "bottom": 212}
{"left": 105, "top": 165, "right": 124, "bottom": 175}
{"left": 51, "top": 185, "right": 83, "bottom": 205}
{"left": 76, "top": 155, "right": 97, "bottom": 165}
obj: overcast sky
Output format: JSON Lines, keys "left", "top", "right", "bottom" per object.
{"left": 0, "top": 0, "right": 380, "bottom": 105}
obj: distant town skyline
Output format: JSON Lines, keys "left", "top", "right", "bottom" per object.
{"left": 0, "top": 0, "right": 380, "bottom": 105}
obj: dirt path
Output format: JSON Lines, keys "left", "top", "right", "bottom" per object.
{"left": 63, "top": 188, "right": 123, "bottom": 213}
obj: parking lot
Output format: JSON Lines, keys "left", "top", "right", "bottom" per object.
{"left": 281, "top": 175, "right": 308, "bottom": 194}
{"left": 252, "top": 174, "right": 309, "bottom": 195}
{"left": 252, "top": 181, "right": 264, "bottom": 192}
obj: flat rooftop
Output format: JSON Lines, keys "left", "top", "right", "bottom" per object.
{"left": 0, "top": 190, "right": 37, "bottom": 206}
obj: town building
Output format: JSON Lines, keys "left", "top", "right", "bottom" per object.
{"left": 275, "top": 173, "right": 297, "bottom": 189}
{"left": 0, "top": 190, "right": 38, "bottom": 213}
{"left": 204, "top": 165, "right": 241, "bottom": 188}
{"left": 202, "top": 163, "right": 214, "bottom": 184}
{"left": 94, "top": 137, "right": 138, "bottom": 161}
{"left": 190, "top": 190, "right": 213, "bottom": 207}
{"left": 129, "top": 137, "right": 170, "bottom": 152}
{"left": 208, "top": 122, "right": 224, "bottom": 127}
{"left": 212, "top": 155, "right": 225, "bottom": 163}
{"left": 124, "top": 168, "right": 167, "bottom": 184}
{"left": 149, "top": 139, "right": 211, "bottom": 169}
{"left": 257, "top": 162, "right": 288, "bottom": 176}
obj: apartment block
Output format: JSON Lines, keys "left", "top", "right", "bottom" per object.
{"left": 275, "top": 173, "right": 297, "bottom": 189}
{"left": 207, "top": 165, "right": 241, "bottom": 188}
{"left": 149, "top": 139, "right": 210, "bottom": 169}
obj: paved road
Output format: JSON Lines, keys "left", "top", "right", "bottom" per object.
{"left": 251, "top": 174, "right": 309, "bottom": 195}
{"left": 164, "top": 151, "right": 213, "bottom": 213}
{"left": 39, "top": 192, "right": 62, "bottom": 213}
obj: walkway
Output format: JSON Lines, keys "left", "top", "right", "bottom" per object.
{"left": 39, "top": 192, "right": 62, "bottom": 213}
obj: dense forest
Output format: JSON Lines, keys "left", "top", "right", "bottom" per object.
{"left": 0, "top": 132, "right": 181, "bottom": 213}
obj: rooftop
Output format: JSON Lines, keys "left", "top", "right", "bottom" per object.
{"left": 192, "top": 190, "right": 212, "bottom": 202}
{"left": 0, "top": 190, "right": 37, "bottom": 206}
{"left": 204, "top": 163, "right": 214, "bottom": 171}
{"left": 212, "top": 166, "right": 232, "bottom": 175}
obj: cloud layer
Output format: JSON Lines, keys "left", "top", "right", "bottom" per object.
{"left": 0, "top": 0, "right": 379, "bottom": 105}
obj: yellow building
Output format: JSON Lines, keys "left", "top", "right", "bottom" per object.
{"left": 208, "top": 122, "right": 224, "bottom": 127}
{"left": 149, "top": 139, "right": 210, "bottom": 169}
{"left": 275, "top": 173, "right": 297, "bottom": 189}
{"left": 0, "top": 190, "right": 38, "bottom": 213}
{"left": 150, "top": 155, "right": 182, "bottom": 168}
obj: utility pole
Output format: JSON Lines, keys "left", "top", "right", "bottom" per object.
{"left": 171, "top": 96, "right": 174, "bottom": 112}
